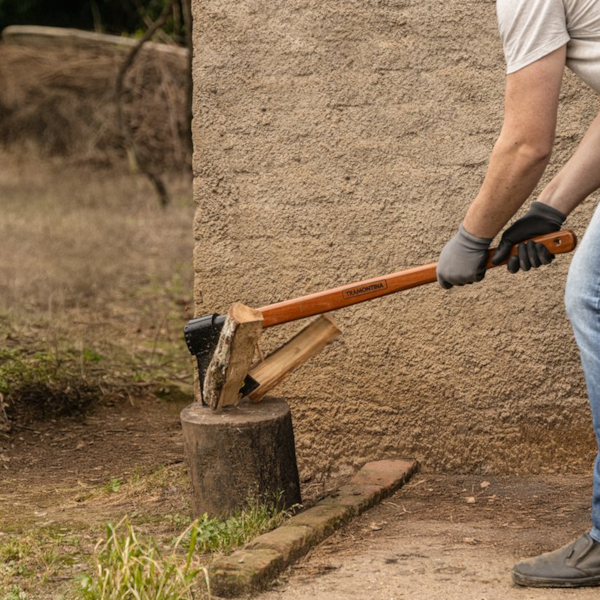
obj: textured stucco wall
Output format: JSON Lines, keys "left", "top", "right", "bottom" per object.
{"left": 191, "top": 0, "right": 600, "bottom": 479}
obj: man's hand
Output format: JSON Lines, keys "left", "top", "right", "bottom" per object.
{"left": 491, "top": 202, "right": 566, "bottom": 273}
{"left": 436, "top": 224, "right": 492, "bottom": 289}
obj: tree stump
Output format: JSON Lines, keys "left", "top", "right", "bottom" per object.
{"left": 181, "top": 397, "right": 301, "bottom": 518}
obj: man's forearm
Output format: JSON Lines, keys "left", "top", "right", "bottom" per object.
{"left": 458, "top": 47, "right": 565, "bottom": 241}
{"left": 462, "top": 137, "right": 551, "bottom": 239}
{"left": 436, "top": 49, "right": 566, "bottom": 287}
{"left": 538, "top": 110, "right": 600, "bottom": 216}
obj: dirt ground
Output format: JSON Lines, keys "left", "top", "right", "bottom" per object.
{"left": 1, "top": 396, "right": 190, "bottom": 532}
{"left": 3, "top": 394, "right": 597, "bottom": 599}
{"left": 261, "top": 472, "right": 598, "bottom": 600}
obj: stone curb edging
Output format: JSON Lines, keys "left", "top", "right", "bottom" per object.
{"left": 209, "top": 458, "right": 419, "bottom": 597}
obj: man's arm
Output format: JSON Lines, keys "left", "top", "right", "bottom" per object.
{"left": 537, "top": 108, "right": 600, "bottom": 215}
{"left": 489, "top": 99, "right": 600, "bottom": 273}
{"left": 436, "top": 46, "right": 566, "bottom": 288}
{"left": 462, "top": 45, "right": 566, "bottom": 239}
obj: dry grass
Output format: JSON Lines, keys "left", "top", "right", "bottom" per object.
{"left": 0, "top": 41, "right": 190, "bottom": 170}
{"left": 0, "top": 149, "right": 195, "bottom": 425}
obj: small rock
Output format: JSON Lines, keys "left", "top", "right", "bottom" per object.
{"left": 480, "top": 481, "right": 491, "bottom": 489}
{"left": 369, "top": 522, "right": 383, "bottom": 531}
{"left": 466, "top": 497, "right": 476, "bottom": 504}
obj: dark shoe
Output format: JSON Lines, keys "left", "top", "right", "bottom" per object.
{"left": 513, "top": 533, "right": 600, "bottom": 588}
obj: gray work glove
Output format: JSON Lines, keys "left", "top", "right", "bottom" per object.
{"left": 436, "top": 223, "right": 492, "bottom": 290}
{"left": 491, "top": 202, "right": 566, "bottom": 273}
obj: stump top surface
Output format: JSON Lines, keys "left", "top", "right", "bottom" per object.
{"left": 181, "top": 397, "right": 290, "bottom": 426}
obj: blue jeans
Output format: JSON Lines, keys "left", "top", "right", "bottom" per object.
{"left": 565, "top": 203, "right": 600, "bottom": 543}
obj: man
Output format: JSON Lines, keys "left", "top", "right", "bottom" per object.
{"left": 436, "top": 0, "right": 600, "bottom": 589}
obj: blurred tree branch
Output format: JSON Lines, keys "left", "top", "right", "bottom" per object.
{"left": 115, "top": 0, "right": 176, "bottom": 208}
{"left": 182, "top": 0, "right": 193, "bottom": 158}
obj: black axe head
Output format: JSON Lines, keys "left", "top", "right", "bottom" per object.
{"left": 184, "top": 314, "right": 259, "bottom": 405}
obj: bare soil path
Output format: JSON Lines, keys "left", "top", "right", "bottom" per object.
{"left": 261, "top": 471, "right": 598, "bottom": 600}
{"left": 0, "top": 396, "right": 191, "bottom": 535}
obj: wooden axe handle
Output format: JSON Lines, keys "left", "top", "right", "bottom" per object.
{"left": 259, "top": 230, "right": 577, "bottom": 328}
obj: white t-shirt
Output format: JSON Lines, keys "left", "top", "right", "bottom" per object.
{"left": 497, "top": 0, "right": 600, "bottom": 93}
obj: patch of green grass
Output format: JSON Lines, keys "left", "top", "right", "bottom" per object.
{"left": 0, "top": 329, "right": 190, "bottom": 429}
{"left": 78, "top": 520, "right": 208, "bottom": 600}
{"left": 1, "top": 584, "right": 29, "bottom": 600}
{"left": 0, "top": 529, "right": 85, "bottom": 594}
{"left": 82, "top": 348, "right": 103, "bottom": 363}
{"left": 0, "top": 349, "right": 60, "bottom": 396}
{"left": 0, "top": 494, "right": 295, "bottom": 599}
{"left": 104, "top": 479, "right": 123, "bottom": 494}
{"left": 78, "top": 497, "right": 296, "bottom": 599}
{"left": 0, "top": 538, "right": 27, "bottom": 563}
{"left": 186, "top": 495, "right": 297, "bottom": 555}
{"left": 0, "top": 346, "right": 103, "bottom": 426}
{"left": 164, "top": 514, "right": 192, "bottom": 529}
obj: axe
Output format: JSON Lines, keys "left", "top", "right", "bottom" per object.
{"left": 185, "top": 230, "right": 576, "bottom": 404}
